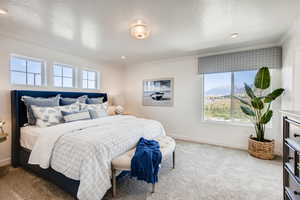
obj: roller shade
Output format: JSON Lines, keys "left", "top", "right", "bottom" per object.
{"left": 198, "top": 47, "right": 282, "bottom": 74}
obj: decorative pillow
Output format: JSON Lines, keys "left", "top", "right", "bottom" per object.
{"left": 22, "top": 95, "right": 60, "bottom": 125}
{"left": 80, "top": 103, "right": 108, "bottom": 119}
{"left": 88, "top": 109, "right": 108, "bottom": 119}
{"left": 80, "top": 102, "right": 108, "bottom": 111}
{"left": 86, "top": 97, "right": 104, "bottom": 104}
{"left": 31, "top": 103, "right": 80, "bottom": 127}
{"left": 62, "top": 110, "right": 91, "bottom": 123}
{"left": 59, "top": 102, "right": 81, "bottom": 113}
{"left": 60, "top": 95, "right": 88, "bottom": 105}
{"left": 31, "top": 106, "right": 62, "bottom": 127}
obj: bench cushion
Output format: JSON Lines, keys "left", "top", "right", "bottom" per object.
{"left": 112, "top": 136, "right": 176, "bottom": 170}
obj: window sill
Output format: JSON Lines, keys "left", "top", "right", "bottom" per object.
{"left": 53, "top": 86, "right": 75, "bottom": 89}
{"left": 82, "top": 88, "right": 99, "bottom": 90}
{"left": 11, "top": 83, "right": 47, "bottom": 88}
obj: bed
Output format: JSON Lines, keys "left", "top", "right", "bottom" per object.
{"left": 11, "top": 90, "right": 166, "bottom": 200}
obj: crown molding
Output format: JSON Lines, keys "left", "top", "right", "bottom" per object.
{"left": 279, "top": 16, "right": 300, "bottom": 45}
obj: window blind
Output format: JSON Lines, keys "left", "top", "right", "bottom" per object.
{"left": 198, "top": 47, "right": 282, "bottom": 74}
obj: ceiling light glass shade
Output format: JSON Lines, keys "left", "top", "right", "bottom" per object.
{"left": 130, "top": 20, "right": 150, "bottom": 40}
{"left": 231, "top": 33, "right": 239, "bottom": 39}
{"left": 0, "top": 9, "right": 8, "bottom": 15}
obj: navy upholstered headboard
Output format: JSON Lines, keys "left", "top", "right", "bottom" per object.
{"left": 11, "top": 90, "right": 108, "bottom": 167}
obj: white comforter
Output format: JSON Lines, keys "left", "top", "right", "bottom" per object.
{"left": 29, "top": 115, "right": 166, "bottom": 200}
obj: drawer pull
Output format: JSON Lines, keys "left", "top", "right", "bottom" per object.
{"left": 294, "top": 191, "right": 300, "bottom": 195}
{"left": 294, "top": 133, "right": 300, "bottom": 137}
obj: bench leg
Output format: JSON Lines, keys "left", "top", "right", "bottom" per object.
{"left": 112, "top": 168, "right": 117, "bottom": 197}
{"left": 172, "top": 150, "right": 175, "bottom": 169}
{"left": 152, "top": 184, "right": 155, "bottom": 193}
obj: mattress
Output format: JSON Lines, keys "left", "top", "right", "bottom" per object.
{"left": 20, "top": 126, "right": 43, "bottom": 150}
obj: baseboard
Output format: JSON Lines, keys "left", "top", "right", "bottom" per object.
{"left": 168, "top": 133, "right": 282, "bottom": 156}
{"left": 0, "top": 157, "right": 11, "bottom": 167}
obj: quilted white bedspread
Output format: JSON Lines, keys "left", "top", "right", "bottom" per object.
{"left": 28, "top": 115, "right": 166, "bottom": 200}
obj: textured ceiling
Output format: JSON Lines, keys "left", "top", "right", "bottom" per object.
{"left": 0, "top": 0, "right": 300, "bottom": 64}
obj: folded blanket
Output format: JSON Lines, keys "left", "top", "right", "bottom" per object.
{"left": 131, "top": 137, "right": 162, "bottom": 184}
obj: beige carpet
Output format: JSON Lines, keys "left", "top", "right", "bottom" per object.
{"left": 0, "top": 141, "right": 282, "bottom": 200}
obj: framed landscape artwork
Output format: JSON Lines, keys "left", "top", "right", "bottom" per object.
{"left": 143, "top": 78, "right": 174, "bottom": 106}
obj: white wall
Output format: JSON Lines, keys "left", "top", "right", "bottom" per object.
{"left": 0, "top": 35, "right": 124, "bottom": 166}
{"left": 124, "top": 56, "right": 282, "bottom": 154}
{"left": 282, "top": 18, "right": 300, "bottom": 111}
{"left": 1, "top": 28, "right": 293, "bottom": 167}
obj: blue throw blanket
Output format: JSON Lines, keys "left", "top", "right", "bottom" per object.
{"left": 131, "top": 137, "right": 162, "bottom": 184}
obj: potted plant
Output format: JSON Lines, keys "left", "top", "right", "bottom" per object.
{"left": 235, "top": 67, "right": 284, "bottom": 160}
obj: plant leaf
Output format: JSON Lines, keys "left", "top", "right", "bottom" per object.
{"left": 264, "top": 88, "right": 285, "bottom": 103}
{"left": 244, "top": 83, "right": 256, "bottom": 99}
{"left": 255, "top": 67, "right": 270, "bottom": 89}
{"left": 240, "top": 106, "right": 255, "bottom": 116}
{"left": 260, "top": 110, "right": 273, "bottom": 124}
{"left": 233, "top": 96, "right": 250, "bottom": 106}
{"left": 258, "top": 96, "right": 266, "bottom": 99}
{"left": 251, "top": 97, "right": 264, "bottom": 110}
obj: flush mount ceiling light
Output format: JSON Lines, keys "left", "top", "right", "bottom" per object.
{"left": 231, "top": 33, "right": 239, "bottom": 39}
{"left": 0, "top": 9, "right": 8, "bottom": 15}
{"left": 130, "top": 20, "right": 150, "bottom": 40}
{"left": 121, "top": 56, "right": 126, "bottom": 59}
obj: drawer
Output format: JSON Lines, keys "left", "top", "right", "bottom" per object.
{"left": 289, "top": 124, "right": 300, "bottom": 150}
{"left": 285, "top": 142, "right": 300, "bottom": 178}
{"left": 286, "top": 173, "right": 300, "bottom": 200}
{"left": 286, "top": 145, "right": 297, "bottom": 172}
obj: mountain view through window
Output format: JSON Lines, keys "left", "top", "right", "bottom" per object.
{"left": 204, "top": 70, "right": 257, "bottom": 122}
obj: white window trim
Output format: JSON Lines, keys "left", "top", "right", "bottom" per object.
{"left": 200, "top": 70, "right": 275, "bottom": 127}
{"left": 10, "top": 54, "right": 47, "bottom": 87}
{"left": 81, "top": 69, "right": 100, "bottom": 90}
{"left": 52, "top": 63, "right": 76, "bottom": 88}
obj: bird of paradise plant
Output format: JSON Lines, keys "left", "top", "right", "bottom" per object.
{"left": 235, "top": 67, "right": 284, "bottom": 142}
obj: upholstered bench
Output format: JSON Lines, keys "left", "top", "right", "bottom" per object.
{"left": 111, "top": 136, "right": 176, "bottom": 197}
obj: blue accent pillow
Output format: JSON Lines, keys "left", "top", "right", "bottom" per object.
{"left": 62, "top": 110, "right": 91, "bottom": 122}
{"left": 22, "top": 95, "right": 60, "bottom": 125}
{"left": 60, "top": 95, "right": 87, "bottom": 105}
{"left": 86, "top": 97, "right": 104, "bottom": 104}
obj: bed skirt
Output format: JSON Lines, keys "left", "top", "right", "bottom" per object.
{"left": 19, "top": 147, "right": 80, "bottom": 198}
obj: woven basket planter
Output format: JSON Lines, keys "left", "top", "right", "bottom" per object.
{"left": 248, "top": 136, "right": 275, "bottom": 160}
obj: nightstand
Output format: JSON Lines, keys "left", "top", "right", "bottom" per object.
{"left": 122, "top": 112, "right": 132, "bottom": 115}
{"left": 115, "top": 112, "right": 132, "bottom": 116}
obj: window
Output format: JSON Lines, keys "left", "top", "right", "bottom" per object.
{"left": 82, "top": 70, "right": 97, "bottom": 89}
{"left": 203, "top": 70, "right": 257, "bottom": 123}
{"left": 232, "top": 70, "right": 258, "bottom": 122}
{"left": 10, "top": 55, "right": 44, "bottom": 86}
{"left": 53, "top": 64, "right": 74, "bottom": 88}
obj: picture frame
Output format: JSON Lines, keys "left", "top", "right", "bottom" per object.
{"left": 143, "top": 78, "right": 174, "bottom": 106}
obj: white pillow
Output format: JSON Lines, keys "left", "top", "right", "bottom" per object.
{"left": 80, "top": 102, "right": 108, "bottom": 119}
{"left": 31, "top": 103, "right": 80, "bottom": 127}
{"left": 62, "top": 110, "right": 91, "bottom": 123}
{"left": 80, "top": 102, "right": 108, "bottom": 110}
